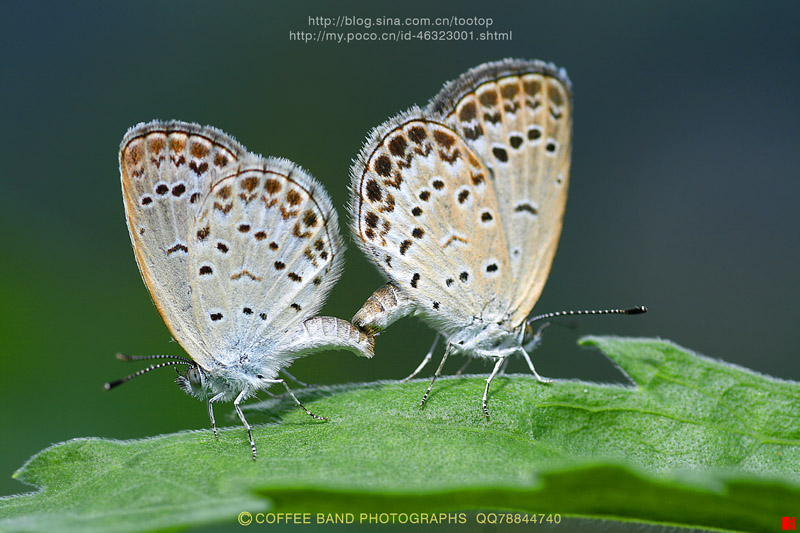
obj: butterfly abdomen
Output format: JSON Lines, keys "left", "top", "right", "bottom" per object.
{"left": 286, "top": 316, "right": 375, "bottom": 359}
{"left": 351, "top": 282, "right": 414, "bottom": 335}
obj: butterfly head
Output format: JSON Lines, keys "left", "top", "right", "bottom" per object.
{"left": 522, "top": 322, "right": 549, "bottom": 352}
{"left": 176, "top": 363, "right": 210, "bottom": 399}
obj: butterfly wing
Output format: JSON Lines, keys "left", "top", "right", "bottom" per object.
{"left": 429, "top": 59, "right": 573, "bottom": 326}
{"left": 119, "top": 121, "right": 249, "bottom": 358}
{"left": 188, "top": 157, "right": 344, "bottom": 365}
{"left": 351, "top": 109, "right": 521, "bottom": 333}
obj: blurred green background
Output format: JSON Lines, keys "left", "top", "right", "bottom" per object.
{"left": 1, "top": 0, "right": 798, "bottom": 500}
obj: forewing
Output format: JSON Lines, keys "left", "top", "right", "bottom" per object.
{"left": 189, "top": 158, "right": 343, "bottom": 361}
{"left": 119, "top": 121, "right": 248, "bottom": 358}
{"left": 351, "top": 110, "right": 517, "bottom": 332}
{"left": 429, "top": 59, "right": 573, "bottom": 326}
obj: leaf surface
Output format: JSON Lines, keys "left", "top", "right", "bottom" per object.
{"left": 1, "top": 337, "right": 797, "bottom": 532}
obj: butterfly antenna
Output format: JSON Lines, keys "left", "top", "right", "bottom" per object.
{"left": 104, "top": 359, "right": 191, "bottom": 390}
{"left": 527, "top": 305, "right": 647, "bottom": 326}
{"left": 114, "top": 353, "right": 192, "bottom": 363}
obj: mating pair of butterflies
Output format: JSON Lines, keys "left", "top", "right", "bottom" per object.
{"left": 111, "top": 58, "right": 644, "bottom": 459}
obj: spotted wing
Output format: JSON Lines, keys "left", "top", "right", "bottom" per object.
{"left": 188, "top": 158, "right": 343, "bottom": 364}
{"left": 351, "top": 109, "right": 520, "bottom": 333}
{"left": 120, "top": 121, "right": 249, "bottom": 358}
{"left": 428, "top": 59, "right": 573, "bottom": 326}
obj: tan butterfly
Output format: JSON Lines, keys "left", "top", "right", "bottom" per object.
{"left": 109, "top": 120, "right": 373, "bottom": 458}
{"left": 349, "top": 59, "right": 645, "bottom": 416}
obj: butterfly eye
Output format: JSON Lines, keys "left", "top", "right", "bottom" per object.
{"left": 186, "top": 365, "right": 205, "bottom": 386}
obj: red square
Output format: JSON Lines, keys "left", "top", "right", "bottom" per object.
{"left": 784, "top": 517, "right": 796, "bottom": 530}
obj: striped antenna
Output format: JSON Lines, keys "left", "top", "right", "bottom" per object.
{"left": 114, "top": 353, "right": 192, "bottom": 363}
{"left": 104, "top": 353, "right": 192, "bottom": 390}
{"left": 527, "top": 305, "right": 647, "bottom": 326}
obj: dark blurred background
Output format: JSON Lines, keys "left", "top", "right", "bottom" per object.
{"left": 1, "top": 1, "right": 798, "bottom": 498}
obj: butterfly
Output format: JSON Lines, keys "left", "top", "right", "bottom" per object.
{"left": 110, "top": 120, "right": 374, "bottom": 458}
{"left": 349, "top": 59, "right": 644, "bottom": 417}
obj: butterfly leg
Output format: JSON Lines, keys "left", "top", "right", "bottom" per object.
{"left": 454, "top": 358, "right": 471, "bottom": 377}
{"left": 483, "top": 357, "right": 506, "bottom": 419}
{"left": 519, "top": 348, "right": 553, "bottom": 384}
{"left": 233, "top": 389, "right": 257, "bottom": 460}
{"left": 403, "top": 333, "right": 441, "bottom": 381}
{"left": 420, "top": 342, "right": 452, "bottom": 408}
{"left": 264, "top": 379, "right": 328, "bottom": 421}
{"left": 207, "top": 392, "right": 226, "bottom": 439}
{"left": 499, "top": 356, "right": 511, "bottom": 376}
{"left": 281, "top": 369, "right": 311, "bottom": 388}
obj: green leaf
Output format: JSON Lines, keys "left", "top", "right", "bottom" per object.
{"left": 1, "top": 337, "right": 798, "bottom": 532}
